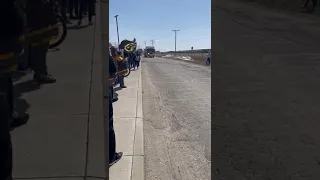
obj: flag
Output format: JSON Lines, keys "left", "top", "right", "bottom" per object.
{"left": 119, "top": 39, "right": 137, "bottom": 53}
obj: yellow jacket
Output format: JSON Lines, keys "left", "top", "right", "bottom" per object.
{"left": 113, "top": 55, "right": 128, "bottom": 77}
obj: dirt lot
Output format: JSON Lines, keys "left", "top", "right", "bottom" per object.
{"left": 156, "top": 52, "right": 209, "bottom": 65}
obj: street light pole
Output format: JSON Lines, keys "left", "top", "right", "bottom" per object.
{"left": 114, "top": 15, "right": 120, "bottom": 48}
{"left": 172, "top": 30, "right": 180, "bottom": 54}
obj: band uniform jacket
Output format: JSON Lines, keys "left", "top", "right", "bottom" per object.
{"left": 109, "top": 55, "right": 117, "bottom": 86}
{"left": 114, "top": 55, "right": 128, "bottom": 77}
{"left": 0, "top": 0, "right": 25, "bottom": 71}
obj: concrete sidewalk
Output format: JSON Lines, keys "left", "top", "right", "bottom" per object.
{"left": 109, "top": 67, "right": 144, "bottom": 180}
{"left": 10, "top": 16, "right": 106, "bottom": 179}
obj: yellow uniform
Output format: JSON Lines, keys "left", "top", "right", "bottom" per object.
{"left": 114, "top": 55, "right": 128, "bottom": 77}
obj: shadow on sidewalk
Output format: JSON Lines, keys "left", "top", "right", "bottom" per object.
{"left": 11, "top": 71, "right": 29, "bottom": 82}
{"left": 48, "top": 48, "right": 60, "bottom": 53}
{"left": 114, "top": 86, "right": 122, "bottom": 92}
{"left": 14, "top": 80, "right": 41, "bottom": 116}
{"left": 11, "top": 98, "right": 30, "bottom": 131}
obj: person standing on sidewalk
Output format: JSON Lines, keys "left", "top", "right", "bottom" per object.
{"left": 68, "top": 0, "right": 79, "bottom": 19}
{"left": 25, "top": 0, "right": 57, "bottom": 83}
{"left": 109, "top": 54, "right": 118, "bottom": 102}
{"left": 0, "top": 0, "right": 29, "bottom": 179}
{"left": 109, "top": 54, "right": 123, "bottom": 167}
{"left": 77, "top": 0, "right": 94, "bottom": 25}
{"left": 0, "top": 0, "right": 30, "bottom": 125}
{"left": 114, "top": 51, "right": 127, "bottom": 88}
{"left": 59, "top": 0, "right": 71, "bottom": 23}
{"left": 110, "top": 46, "right": 127, "bottom": 88}
{"left": 135, "top": 51, "right": 141, "bottom": 69}
{"left": 0, "top": 94, "right": 12, "bottom": 180}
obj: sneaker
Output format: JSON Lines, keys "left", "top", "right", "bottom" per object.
{"left": 69, "top": 15, "right": 77, "bottom": 19}
{"left": 109, "top": 152, "right": 123, "bottom": 167}
{"left": 34, "top": 74, "right": 57, "bottom": 84}
{"left": 112, "top": 97, "right": 118, "bottom": 102}
{"left": 120, "top": 85, "right": 127, "bottom": 88}
{"left": 66, "top": 19, "right": 73, "bottom": 24}
{"left": 77, "top": 20, "right": 82, "bottom": 26}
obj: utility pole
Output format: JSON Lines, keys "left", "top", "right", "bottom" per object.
{"left": 150, "top": 40, "right": 155, "bottom": 46}
{"left": 172, "top": 30, "right": 180, "bottom": 53}
{"left": 114, "top": 15, "right": 120, "bottom": 48}
{"left": 144, "top": 41, "right": 147, "bottom": 48}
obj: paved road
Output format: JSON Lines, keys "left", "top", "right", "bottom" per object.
{"left": 142, "top": 57, "right": 211, "bottom": 180}
{"left": 212, "top": 1, "right": 320, "bottom": 180}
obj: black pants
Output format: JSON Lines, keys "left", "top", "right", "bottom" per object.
{"left": 0, "top": 73, "right": 14, "bottom": 115}
{"left": 109, "top": 87, "right": 116, "bottom": 162}
{"left": 135, "top": 60, "right": 140, "bottom": 68}
{"left": 0, "top": 73, "right": 13, "bottom": 180}
{"left": 59, "top": 0, "right": 68, "bottom": 19}
{"left": 78, "top": 0, "right": 94, "bottom": 21}
{"left": 29, "top": 42, "right": 49, "bottom": 76}
{"left": 130, "top": 60, "right": 135, "bottom": 68}
{"left": 69, "top": 0, "right": 79, "bottom": 17}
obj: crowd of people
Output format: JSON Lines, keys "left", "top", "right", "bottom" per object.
{"left": 108, "top": 43, "right": 141, "bottom": 166}
{"left": 1, "top": 0, "right": 141, "bottom": 177}
{"left": 128, "top": 50, "right": 142, "bottom": 70}
{"left": 0, "top": 0, "right": 96, "bottom": 179}
{"left": 57, "top": 0, "right": 96, "bottom": 25}
{"left": 1, "top": 1, "right": 56, "bottom": 179}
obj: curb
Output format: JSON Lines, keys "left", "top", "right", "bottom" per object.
{"left": 131, "top": 61, "right": 144, "bottom": 180}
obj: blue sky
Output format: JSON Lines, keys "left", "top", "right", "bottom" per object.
{"left": 109, "top": 0, "right": 211, "bottom": 52}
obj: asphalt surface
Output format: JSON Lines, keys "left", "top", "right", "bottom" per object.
{"left": 142, "top": 57, "right": 211, "bottom": 180}
{"left": 212, "top": 1, "right": 320, "bottom": 180}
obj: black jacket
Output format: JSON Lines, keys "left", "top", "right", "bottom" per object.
{"left": 0, "top": 0, "right": 25, "bottom": 39}
{"left": 25, "top": 0, "right": 57, "bottom": 29}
